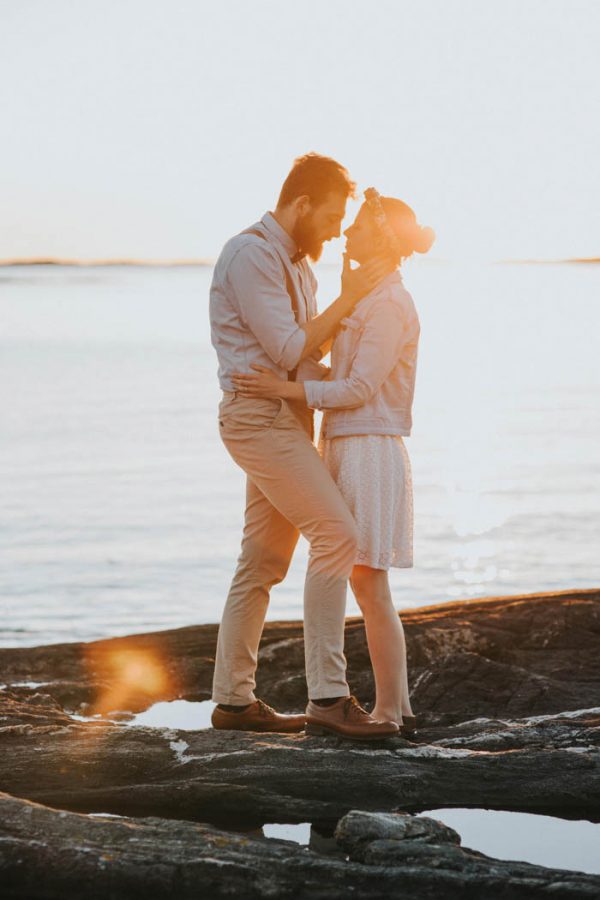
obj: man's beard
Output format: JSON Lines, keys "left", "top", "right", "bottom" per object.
{"left": 292, "top": 212, "right": 324, "bottom": 262}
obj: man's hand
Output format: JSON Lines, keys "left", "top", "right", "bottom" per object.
{"left": 341, "top": 252, "right": 395, "bottom": 305}
{"left": 296, "top": 253, "right": 396, "bottom": 364}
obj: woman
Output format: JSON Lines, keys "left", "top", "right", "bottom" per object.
{"left": 232, "top": 188, "right": 434, "bottom": 732}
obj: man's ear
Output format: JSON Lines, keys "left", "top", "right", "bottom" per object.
{"left": 294, "top": 194, "right": 312, "bottom": 217}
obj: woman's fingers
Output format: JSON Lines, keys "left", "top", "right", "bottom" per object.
{"left": 232, "top": 373, "right": 262, "bottom": 395}
{"left": 232, "top": 373, "right": 259, "bottom": 382}
{"left": 360, "top": 258, "right": 394, "bottom": 290}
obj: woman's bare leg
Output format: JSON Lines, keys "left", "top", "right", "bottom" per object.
{"left": 350, "top": 564, "right": 414, "bottom": 724}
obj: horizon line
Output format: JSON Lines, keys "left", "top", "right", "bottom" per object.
{"left": 0, "top": 256, "right": 215, "bottom": 268}
{"left": 0, "top": 255, "right": 598, "bottom": 268}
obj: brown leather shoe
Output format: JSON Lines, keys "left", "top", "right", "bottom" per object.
{"left": 211, "top": 699, "right": 305, "bottom": 733}
{"left": 305, "top": 695, "right": 399, "bottom": 740}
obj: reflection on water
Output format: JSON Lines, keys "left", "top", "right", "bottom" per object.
{"left": 127, "top": 698, "right": 214, "bottom": 730}
{"left": 1, "top": 262, "right": 599, "bottom": 646}
{"left": 418, "top": 808, "right": 600, "bottom": 876}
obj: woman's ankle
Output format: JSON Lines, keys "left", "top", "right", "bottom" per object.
{"left": 372, "top": 706, "right": 402, "bottom": 724}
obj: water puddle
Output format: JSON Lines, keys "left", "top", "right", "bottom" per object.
{"left": 226, "top": 821, "right": 342, "bottom": 855}
{"left": 247, "top": 810, "right": 600, "bottom": 869}
{"left": 127, "top": 699, "right": 214, "bottom": 730}
{"left": 71, "top": 699, "right": 214, "bottom": 729}
{"left": 419, "top": 808, "right": 600, "bottom": 875}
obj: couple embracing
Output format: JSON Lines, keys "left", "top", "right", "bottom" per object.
{"left": 209, "top": 153, "right": 434, "bottom": 741}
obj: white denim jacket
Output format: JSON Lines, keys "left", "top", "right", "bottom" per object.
{"left": 303, "top": 271, "right": 420, "bottom": 438}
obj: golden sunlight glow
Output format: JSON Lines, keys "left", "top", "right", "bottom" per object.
{"left": 84, "top": 646, "right": 173, "bottom": 717}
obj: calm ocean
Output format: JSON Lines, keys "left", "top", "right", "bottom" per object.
{"left": 1, "top": 261, "right": 599, "bottom": 647}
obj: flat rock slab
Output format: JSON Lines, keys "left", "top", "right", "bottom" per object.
{"left": 1, "top": 689, "right": 599, "bottom": 824}
{"left": 2, "top": 793, "right": 599, "bottom": 900}
{"left": 1, "top": 588, "right": 599, "bottom": 725}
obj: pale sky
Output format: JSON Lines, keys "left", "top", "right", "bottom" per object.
{"left": 1, "top": 0, "right": 598, "bottom": 262}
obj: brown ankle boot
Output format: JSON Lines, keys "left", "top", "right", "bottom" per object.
{"left": 211, "top": 699, "right": 305, "bottom": 733}
{"left": 305, "top": 695, "right": 399, "bottom": 740}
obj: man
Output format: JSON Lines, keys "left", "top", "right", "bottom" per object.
{"left": 209, "top": 153, "right": 398, "bottom": 739}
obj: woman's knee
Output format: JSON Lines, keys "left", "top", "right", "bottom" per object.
{"left": 350, "top": 566, "right": 389, "bottom": 611}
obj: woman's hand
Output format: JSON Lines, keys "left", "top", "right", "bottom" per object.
{"left": 341, "top": 252, "right": 395, "bottom": 305}
{"left": 231, "top": 365, "right": 295, "bottom": 399}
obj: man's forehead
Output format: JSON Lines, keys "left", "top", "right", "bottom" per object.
{"left": 320, "top": 193, "right": 347, "bottom": 217}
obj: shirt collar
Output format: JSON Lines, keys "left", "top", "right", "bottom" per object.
{"left": 376, "top": 270, "right": 403, "bottom": 291}
{"left": 261, "top": 211, "right": 299, "bottom": 260}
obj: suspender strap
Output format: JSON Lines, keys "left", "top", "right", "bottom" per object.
{"left": 242, "top": 227, "right": 301, "bottom": 382}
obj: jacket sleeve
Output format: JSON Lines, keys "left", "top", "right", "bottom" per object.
{"left": 227, "top": 242, "right": 306, "bottom": 370}
{"left": 303, "top": 302, "right": 407, "bottom": 410}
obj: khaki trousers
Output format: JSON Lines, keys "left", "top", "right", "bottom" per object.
{"left": 211, "top": 395, "right": 358, "bottom": 704}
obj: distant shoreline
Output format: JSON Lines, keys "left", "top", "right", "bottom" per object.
{"left": 0, "top": 258, "right": 215, "bottom": 268}
{"left": 494, "top": 257, "right": 600, "bottom": 265}
{"left": 0, "top": 256, "right": 598, "bottom": 268}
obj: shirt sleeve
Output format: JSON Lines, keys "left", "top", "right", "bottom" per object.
{"left": 303, "top": 302, "right": 407, "bottom": 410}
{"left": 227, "top": 242, "right": 306, "bottom": 370}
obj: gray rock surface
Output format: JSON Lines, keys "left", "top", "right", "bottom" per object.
{"left": 0, "top": 688, "right": 598, "bottom": 824}
{"left": 1, "top": 793, "right": 599, "bottom": 899}
{"left": 1, "top": 587, "right": 599, "bottom": 897}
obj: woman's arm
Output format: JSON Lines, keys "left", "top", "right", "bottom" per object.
{"left": 303, "top": 302, "right": 409, "bottom": 410}
{"left": 232, "top": 301, "right": 411, "bottom": 410}
{"left": 231, "top": 365, "right": 306, "bottom": 401}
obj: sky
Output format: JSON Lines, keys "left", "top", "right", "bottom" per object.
{"left": 1, "top": 0, "right": 599, "bottom": 262}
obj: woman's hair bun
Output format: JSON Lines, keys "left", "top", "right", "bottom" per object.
{"left": 413, "top": 225, "right": 435, "bottom": 254}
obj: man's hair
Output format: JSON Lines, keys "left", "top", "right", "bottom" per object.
{"left": 277, "top": 153, "right": 356, "bottom": 208}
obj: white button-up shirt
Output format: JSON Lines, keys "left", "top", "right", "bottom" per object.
{"left": 209, "top": 212, "right": 327, "bottom": 391}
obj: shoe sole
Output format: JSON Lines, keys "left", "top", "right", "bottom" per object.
{"left": 212, "top": 723, "right": 305, "bottom": 733}
{"left": 305, "top": 722, "right": 398, "bottom": 740}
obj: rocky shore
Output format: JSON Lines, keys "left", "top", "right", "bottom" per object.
{"left": 1, "top": 587, "right": 599, "bottom": 897}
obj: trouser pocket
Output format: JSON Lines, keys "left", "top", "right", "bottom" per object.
{"left": 218, "top": 397, "right": 285, "bottom": 438}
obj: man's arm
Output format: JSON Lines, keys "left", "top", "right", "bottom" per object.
{"left": 227, "top": 243, "right": 307, "bottom": 370}
{"left": 298, "top": 254, "right": 394, "bottom": 362}
{"left": 228, "top": 243, "right": 394, "bottom": 372}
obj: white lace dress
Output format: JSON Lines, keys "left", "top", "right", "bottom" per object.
{"left": 320, "top": 433, "right": 414, "bottom": 570}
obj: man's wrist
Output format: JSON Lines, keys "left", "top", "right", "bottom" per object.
{"left": 339, "top": 289, "right": 358, "bottom": 309}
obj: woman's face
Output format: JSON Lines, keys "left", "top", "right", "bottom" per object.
{"left": 343, "top": 204, "right": 378, "bottom": 264}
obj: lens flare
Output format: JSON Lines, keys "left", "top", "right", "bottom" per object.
{"left": 84, "top": 645, "right": 173, "bottom": 717}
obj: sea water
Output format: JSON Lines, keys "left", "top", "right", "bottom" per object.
{"left": 1, "top": 261, "right": 599, "bottom": 646}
